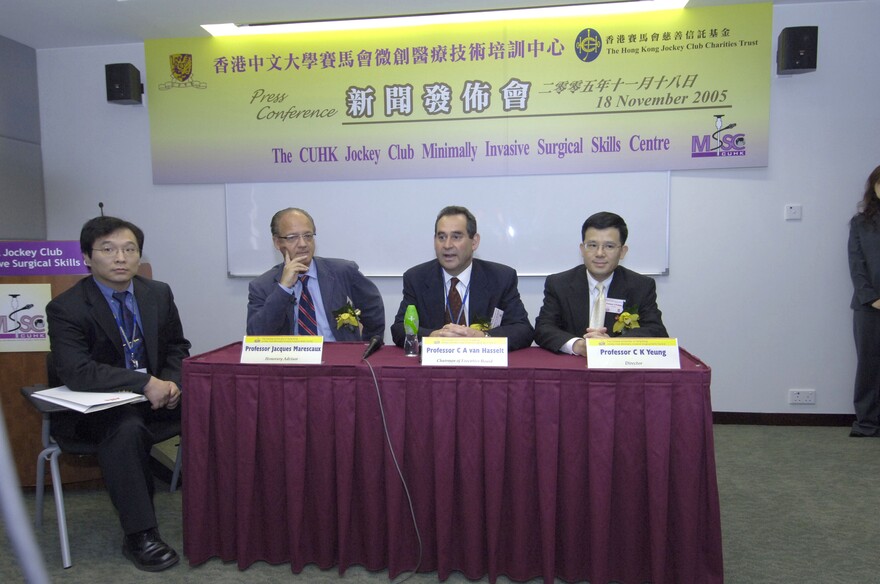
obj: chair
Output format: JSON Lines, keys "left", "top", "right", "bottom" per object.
{"left": 20, "top": 380, "right": 182, "bottom": 569}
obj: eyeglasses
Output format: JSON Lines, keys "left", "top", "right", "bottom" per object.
{"left": 92, "top": 246, "right": 140, "bottom": 257}
{"left": 435, "top": 233, "right": 468, "bottom": 243}
{"left": 275, "top": 233, "right": 316, "bottom": 243}
{"left": 582, "top": 242, "right": 622, "bottom": 253}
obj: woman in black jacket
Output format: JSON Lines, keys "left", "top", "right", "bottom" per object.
{"left": 848, "top": 164, "right": 880, "bottom": 437}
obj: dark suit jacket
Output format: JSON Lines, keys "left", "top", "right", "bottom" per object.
{"left": 247, "top": 256, "right": 385, "bottom": 340}
{"left": 390, "top": 258, "right": 534, "bottom": 350}
{"left": 47, "top": 275, "right": 191, "bottom": 393}
{"left": 534, "top": 264, "right": 668, "bottom": 352}
{"left": 849, "top": 215, "right": 880, "bottom": 311}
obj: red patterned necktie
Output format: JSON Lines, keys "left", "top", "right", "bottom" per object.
{"left": 446, "top": 277, "right": 463, "bottom": 325}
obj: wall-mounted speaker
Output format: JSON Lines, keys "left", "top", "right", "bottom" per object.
{"left": 105, "top": 63, "right": 143, "bottom": 104}
{"left": 777, "top": 26, "right": 818, "bottom": 75}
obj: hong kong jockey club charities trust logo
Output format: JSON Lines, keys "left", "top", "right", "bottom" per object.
{"left": 158, "top": 54, "right": 207, "bottom": 90}
{"left": 691, "top": 114, "right": 746, "bottom": 158}
{"left": 574, "top": 28, "right": 602, "bottom": 63}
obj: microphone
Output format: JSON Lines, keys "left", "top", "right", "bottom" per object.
{"left": 362, "top": 336, "right": 383, "bottom": 360}
{"left": 98, "top": 202, "right": 105, "bottom": 216}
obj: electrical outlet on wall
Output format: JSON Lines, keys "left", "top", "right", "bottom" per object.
{"left": 788, "top": 389, "right": 816, "bottom": 404}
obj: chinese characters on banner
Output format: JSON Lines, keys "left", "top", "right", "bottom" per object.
{"left": 145, "top": 3, "right": 771, "bottom": 183}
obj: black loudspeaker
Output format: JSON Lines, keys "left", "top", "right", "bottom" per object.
{"left": 105, "top": 63, "right": 143, "bottom": 104}
{"left": 777, "top": 26, "right": 818, "bottom": 74}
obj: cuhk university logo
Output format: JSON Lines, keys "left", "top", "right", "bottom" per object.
{"left": 159, "top": 53, "right": 207, "bottom": 90}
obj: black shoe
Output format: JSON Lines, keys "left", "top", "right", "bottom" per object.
{"left": 122, "top": 528, "right": 179, "bottom": 572}
{"left": 849, "top": 429, "right": 878, "bottom": 438}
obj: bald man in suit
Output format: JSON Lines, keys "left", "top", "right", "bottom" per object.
{"left": 247, "top": 207, "right": 384, "bottom": 340}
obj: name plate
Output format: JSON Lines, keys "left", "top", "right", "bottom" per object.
{"left": 586, "top": 338, "right": 680, "bottom": 369}
{"left": 421, "top": 337, "right": 508, "bottom": 367}
{"left": 240, "top": 335, "right": 324, "bottom": 364}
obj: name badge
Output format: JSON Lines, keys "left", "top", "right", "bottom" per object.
{"left": 605, "top": 297, "right": 624, "bottom": 314}
{"left": 240, "top": 335, "right": 324, "bottom": 364}
{"left": 421, "top": 337, "right": 508, "bottom": 367}
{"left": 586, "top": 338, "right": 680, "bottom": 369}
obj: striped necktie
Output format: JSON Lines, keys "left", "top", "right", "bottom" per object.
{"left": 297, "top": 275, "right": 318, "bottom": 335}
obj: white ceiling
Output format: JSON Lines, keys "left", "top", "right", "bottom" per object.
{"left": 0, "top": 0, "right": 821, "bottom": 51}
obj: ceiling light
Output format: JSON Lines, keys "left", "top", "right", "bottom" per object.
{"left": 202, "top": 1, "right": 690, "bottom": 37}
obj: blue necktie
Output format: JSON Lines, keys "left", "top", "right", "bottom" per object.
{"left": 112, "top": 291, "right": 145, "bottom": 368}
{"left": 297, "top": 275, "right": 318, "bottom": 336}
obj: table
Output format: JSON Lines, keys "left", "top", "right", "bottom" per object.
{"left": 182, "top": 342, "right": 722, "bottom": 584}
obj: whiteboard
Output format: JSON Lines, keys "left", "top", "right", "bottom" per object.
{"left": 226, "top": 172, "right": 669, "bottom": 278}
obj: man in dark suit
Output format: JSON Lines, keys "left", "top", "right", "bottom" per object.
{"left": 47, "top": 216, "right": 190, "bottom": 571}
{"left": 247, "top": 207, "right": 384, "bottom": 340}
{"left": 390, "top": 205, "right": 534, "bottom": 350}
{"left": 535, "top": 211, "right": 667, "bottom": 355}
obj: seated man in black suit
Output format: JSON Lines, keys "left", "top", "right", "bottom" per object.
{"left": 247, "top": 207, "right": 384, "bottom": 341}
{"left": 46, "top": 216, "right": 190, "bottom": 572}
{"left": 535, "top": 211, "right": 668, "bottom": 355}
{"left": 391, "top": 205, "right": 534, "bottom": 350}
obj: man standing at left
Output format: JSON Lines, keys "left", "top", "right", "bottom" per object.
{"left": 47, "top": 216, "right": 190, "bottom": 572}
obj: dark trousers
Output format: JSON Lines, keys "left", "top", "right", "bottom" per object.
{"left": 53, "top": 402, "right": 180, "bottom": 534}
{"left": 852, "top": 310, "right": 880, "bottom": 435}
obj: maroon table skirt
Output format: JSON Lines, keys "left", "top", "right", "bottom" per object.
{"left": 182, "top": 342, "right": 722, "bottom": 584}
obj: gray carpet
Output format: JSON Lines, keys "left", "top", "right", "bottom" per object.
{"left": 2, "top": 425, "right": 878, "bottom": 583}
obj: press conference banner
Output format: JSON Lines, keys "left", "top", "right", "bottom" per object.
{"left": 145, "top": 3, "right": 771, "bottom": 184}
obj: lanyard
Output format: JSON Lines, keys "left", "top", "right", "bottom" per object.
{"left": 112, "top": 297, "right": 143, "bottom": 369}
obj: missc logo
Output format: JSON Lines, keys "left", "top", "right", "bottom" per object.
{"left": 691, "top": 115, "right": 746, "bottom": 158}
{"left": 0, "top": 293, "right": 46, "bottom": 339}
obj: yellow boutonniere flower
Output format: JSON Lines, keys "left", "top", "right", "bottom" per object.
{"left": 333, "top": 302, "right": 362, "bottom": 331}
{"left": 612, "top": 311, "right": 640, "bottom": 334}
{"left": 469, "top": 316, "right": 491, "bottom": 332}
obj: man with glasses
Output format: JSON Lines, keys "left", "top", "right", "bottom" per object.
{"left": 535, "top": 211, "right": 668, "bottom": 355}
{"left": 390, "top": 205, "right": 534, "bottom": 350}
{"left": 46, "top": 216, "right": 190, "bottom": 571}
{"left": 247, "top": 207, "right": 384, "bottom": 340}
